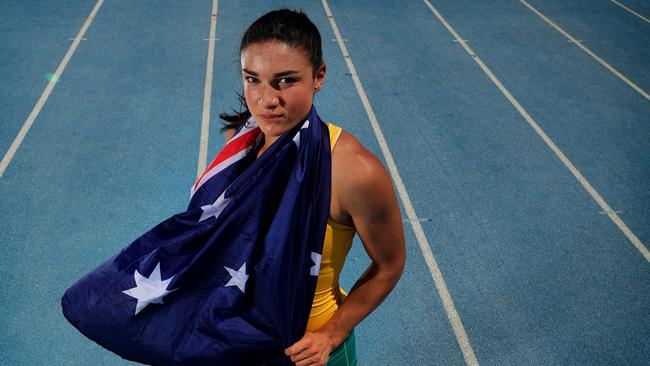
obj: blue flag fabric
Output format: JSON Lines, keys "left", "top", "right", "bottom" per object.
{"left": 61, "top": 106, "right": 331, "bottom": 365}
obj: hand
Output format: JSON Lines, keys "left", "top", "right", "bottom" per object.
{"left": 284, "top": 331, "right": 334, "bottom": 366}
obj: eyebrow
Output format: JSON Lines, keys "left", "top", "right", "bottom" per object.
{"left": 242, "top": 68, "right": 300, "bottom": 78}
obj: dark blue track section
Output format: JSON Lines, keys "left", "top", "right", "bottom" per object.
{"left": 1, "top": 0, "right": 210, "bottom": 364}
{"left": 326, "top": 0, "right": 649, "bottom": 364}
{"left": 0, "top": 0, "right": 98, "bottom": 157}
{"left": 526, "top": 0, "right": 650, "bottom": 89}
{"left": 326, "top": 2, "right": 650, "bottom": 364}
{"left": 1, "top": 1, "right": 648, "bottom": 365}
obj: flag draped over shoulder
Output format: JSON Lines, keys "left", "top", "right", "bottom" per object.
{"left": 61, "top": 105, "right": 331, "bottom": 365}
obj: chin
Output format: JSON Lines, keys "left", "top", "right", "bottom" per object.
{"left": 257, "top": 122, "right": 289, "bottom": 137}
{"left": 256, "top": 115, "right": 300, "bottom": 135}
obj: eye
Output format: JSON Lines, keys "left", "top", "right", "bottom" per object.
{"left": 245, "top": 76, "right": 258, "bottom": 83}
{"left": 276, "top": 77, "right": 298, "bottom": 89}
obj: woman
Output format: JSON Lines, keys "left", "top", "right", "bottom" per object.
{"left": 221, "top": 9, "right": 406, "bottom": 366}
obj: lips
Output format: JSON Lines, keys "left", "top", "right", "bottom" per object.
{"left": 259, "top": 113, "right": 284, "bottom": 123}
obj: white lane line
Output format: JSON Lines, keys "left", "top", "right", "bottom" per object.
{"left": 610, "top": 0, "right": 650, "bottom": 24}
{"left": 403, "top": 218, "right": 434, "bottom": 223}
{"left": 322, "top": 1, "right": 480, "bottom": 365}
{"left": 519, "top": 0, "right": 649, "bottom": 101}
{"left": 197, "top": 0, "right": 219, "bottom": 178}
{"left": 421, "top": 0, "right": 649, "bottom": 263}
{"left": 0, "top": 0, "right": 105, "bottom": 177}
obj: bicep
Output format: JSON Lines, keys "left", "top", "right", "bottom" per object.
{"left": 344, "top": 157, "right": 405, "bottom": 272}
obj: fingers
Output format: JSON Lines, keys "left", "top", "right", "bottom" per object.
{"left": 293, "top": 349, "right": 328, "bottom": 366}
{"left": 285, "top": 338, "right": 309, "bottom": 357}
{"left": 286, "top": 339, "right": 315, "bottom": 364}
{"left": 295, "top": 355, "right": 322, "bottom": 366}
{"left": 285, "top": 334, "right": 329, "bottom": 366}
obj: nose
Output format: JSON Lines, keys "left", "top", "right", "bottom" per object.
{"left": 259, "top": 83, "right": 280, "bottom": 108}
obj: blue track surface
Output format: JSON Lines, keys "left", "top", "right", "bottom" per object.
{"left": 1, "top": 1, "right": 648, "bottom": 365}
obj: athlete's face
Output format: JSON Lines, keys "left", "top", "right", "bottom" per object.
{"left": 241, "top": 41, "right": 326, "bottom": 140}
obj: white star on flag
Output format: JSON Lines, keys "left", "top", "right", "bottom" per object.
{"left": 310, "top": 252, "right": 322, "bottom": 276}
{"left": 199, "top": 191, "right": 231, "bottom": 222}
{"left": 224, "top": 262, "right": 249, "bottom": 293}
{"left": 122, "top": 262, "right": 177, "bottom": 315}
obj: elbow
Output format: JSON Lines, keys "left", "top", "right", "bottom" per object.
{"left": 378, "top": 248, "right": 406, "bottom": 284}
{"left": 392, "top": 243, "right": 406, "bottom": 283}
{"left": 394, "top": 250, "right": 406, "bottom": 282}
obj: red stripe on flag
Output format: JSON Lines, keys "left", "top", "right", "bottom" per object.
{"left": 193, "top": 128, "right": 261, "bottom": 191}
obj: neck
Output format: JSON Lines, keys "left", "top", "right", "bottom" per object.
{"left": 256, "top": 134, "right": 280, "bottom": 159}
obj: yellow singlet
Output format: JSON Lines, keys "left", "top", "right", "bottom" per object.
{"left": 306, "top": 123, "right": 356, "bottom": 332}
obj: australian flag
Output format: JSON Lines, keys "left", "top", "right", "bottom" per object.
{"left": 61, "top": 105, "right": 331, "bottom": 365}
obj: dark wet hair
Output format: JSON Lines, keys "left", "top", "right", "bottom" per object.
{"left": 219, "top": 8, "right": 323, "bottom": 132}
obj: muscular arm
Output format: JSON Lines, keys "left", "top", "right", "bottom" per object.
{"left": 319, "top": 135, "right": 406, "bottom": 346}
{"left": 286, "top": 133, "right": 406, "bottom": 365}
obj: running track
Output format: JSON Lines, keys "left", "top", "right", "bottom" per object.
{"left": 1, "top": 0, "right": 648, "bottom": 364}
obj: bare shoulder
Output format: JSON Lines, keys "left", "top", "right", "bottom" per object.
{"left": 332, "top": 131, "right": 386, "bottom": 183}
{"left": 225, "top": 128, "right": 236, "bottom": 142}
{"left": 331, "top": 131, "right": 395, "bottom": 221}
